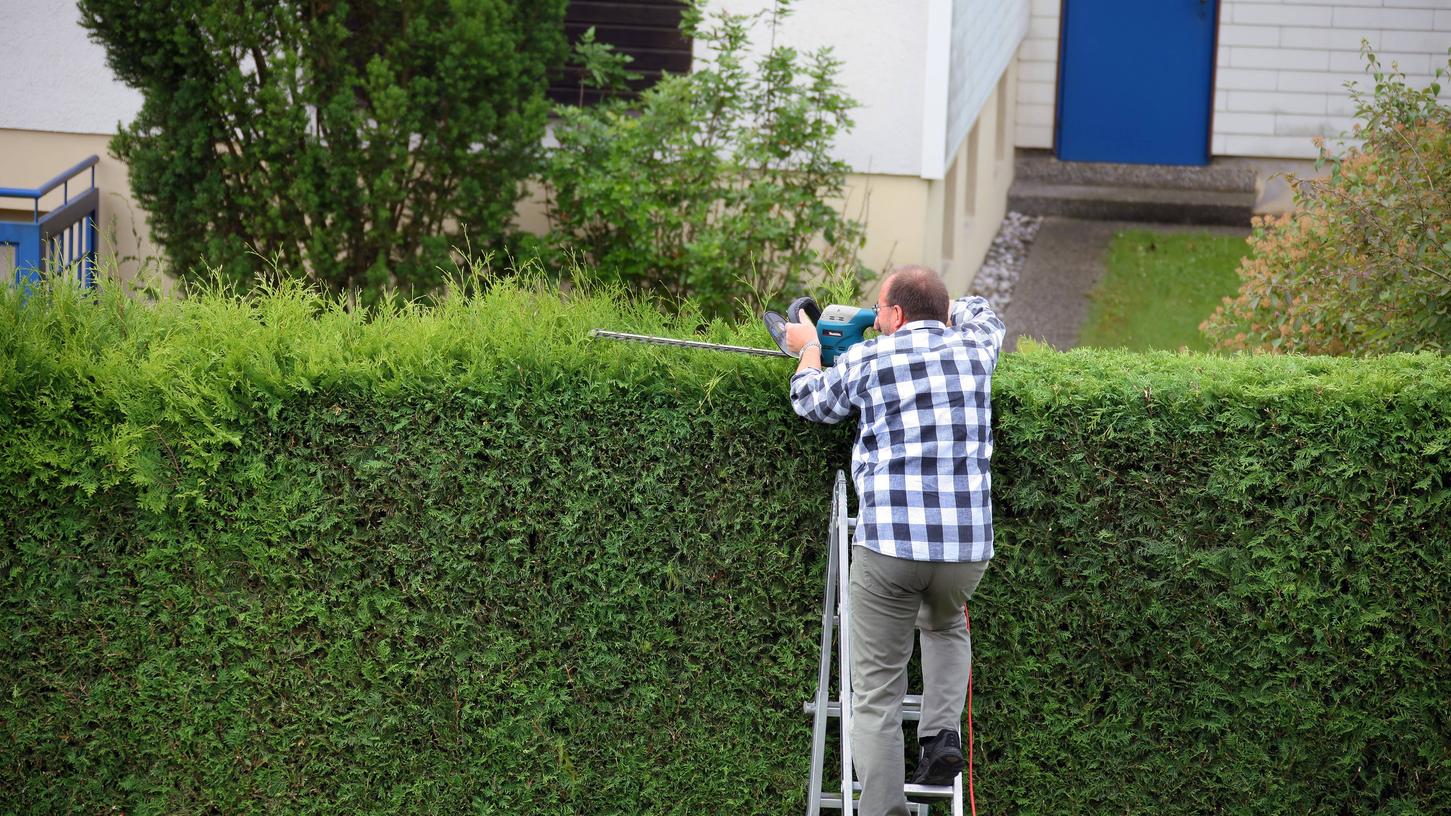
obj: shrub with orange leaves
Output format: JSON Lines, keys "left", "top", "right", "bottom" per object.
{"left": 1203, "top": 47, "right": 1451, "bottom": 355}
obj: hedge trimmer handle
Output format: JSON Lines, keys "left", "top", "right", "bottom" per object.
{"left": 766, "top": 297, "right": 876, "bottom": 365}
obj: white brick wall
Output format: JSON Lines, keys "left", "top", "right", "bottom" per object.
{"left": 1013, "top": 0, "right": 1060, "bottom": 148}
{"left": 1015, "top": 0, "right": 1451, "bottom": 159}
{"left": 1214, "top": 0, "right": 1451, "bottom": 158}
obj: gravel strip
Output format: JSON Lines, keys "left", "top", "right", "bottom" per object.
{"left": 972, "top": 211, "right": 1043, "bottom": 315}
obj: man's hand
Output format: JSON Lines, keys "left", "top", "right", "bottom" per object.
{"left": 786, "top": 313, "right": 823, "bottom": 373}
{"left": 785, "top": 313, "right": 819, "bottom": 355}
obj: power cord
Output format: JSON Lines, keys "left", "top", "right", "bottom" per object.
{"left": 964, "top": 603, "right": 977, "bottom": 816}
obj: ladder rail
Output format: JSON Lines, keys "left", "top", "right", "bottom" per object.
{"left": 805, "top": 476, "right": 843, "bottom": 816}
{"left": 834, "top": 471, "right": 854, "bottom": 816}
{"left": 809, "top": 469, "right": 965, "bottom": 816}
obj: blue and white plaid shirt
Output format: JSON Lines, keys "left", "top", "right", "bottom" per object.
{"left": 790, "top": 296, "right": 1004, "bottom": 562}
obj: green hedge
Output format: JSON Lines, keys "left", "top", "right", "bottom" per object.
{"left": 3, "top": 278, "right": 1448, "bottom": 814}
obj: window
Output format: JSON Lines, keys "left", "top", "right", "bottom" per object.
{"left": 548, "top": 1, "right": 692, "bottom": 105}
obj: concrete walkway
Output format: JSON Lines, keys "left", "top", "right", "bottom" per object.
{"left": 1001, "top": 217, "right": 1250, "bottom": 353}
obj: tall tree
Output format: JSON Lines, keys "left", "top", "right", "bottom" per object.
{"left": 81, "top": 0, "right": 567, "bottom": 303}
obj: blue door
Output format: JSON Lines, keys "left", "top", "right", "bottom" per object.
{"left": 1056, "top": 0, "right": 1219, "bottom": 165}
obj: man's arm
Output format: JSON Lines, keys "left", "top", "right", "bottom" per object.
{"left": 789, "top": 364, "right": 857, "bottom": 425}
{"left": 949, "top": 295, "right": 1006, "bottom": 363}
{"left": 783, "top": 313, "right": 858, "bottom": 424}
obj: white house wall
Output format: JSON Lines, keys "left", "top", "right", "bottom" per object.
{"left": 711, "top": 1, "right": 1025, "bottom": 284}
{"left": 1017, "top": 0, "right": 1451, "bottom": 160}
{"left": 705, "top": 0, "right": 929, "bottom": 176}
{"left": 945, "top": 0, "right": 1030, "bottom": 171}
{"left": 0, "top": 0, "right": 143, "bottom": 136}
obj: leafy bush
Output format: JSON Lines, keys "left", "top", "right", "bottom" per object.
{"left": 1203, "top": 47, "right": 1451, "bottom": 354}
{"left": 4, "top": 275, "right": 1449, "bottom": 814}
{"left": 79, "top": 0, "right": 567, "bottom": 305}
{"left": 541, "top": 1, "right": 868, "bottom": 319}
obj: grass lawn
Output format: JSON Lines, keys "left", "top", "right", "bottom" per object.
{"left": 1076, "top": 229, "right": 1251, "bottom": 352}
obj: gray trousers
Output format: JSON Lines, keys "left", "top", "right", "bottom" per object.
{"left": 849, "top": 546, "right": 989, "bottom": 816}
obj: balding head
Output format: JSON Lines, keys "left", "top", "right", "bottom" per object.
{"left": 882, "top": 265, "right": 949, "bottom": 324}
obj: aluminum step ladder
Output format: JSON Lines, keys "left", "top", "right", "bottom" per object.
{"left": 804, "top": 470, "right": 966, "bottom": 816}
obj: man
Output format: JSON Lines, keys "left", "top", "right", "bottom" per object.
{"left": 784, "top": 265, "right": 1004, "bottom": 816}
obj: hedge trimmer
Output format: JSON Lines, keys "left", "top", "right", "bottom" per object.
{"left": 590, "top": 297, "right": 878, "bottom": 366}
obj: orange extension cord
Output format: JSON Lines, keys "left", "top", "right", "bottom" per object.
{"left": 963, "top": 602, "right": 977, "bottom": 816}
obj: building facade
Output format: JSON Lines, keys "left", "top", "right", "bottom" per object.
{"left": 4, "top": 0, "right": 1450, "bottom": 293}
{"left": 1018, "top": 0, "right": 1451, "bottom": 159}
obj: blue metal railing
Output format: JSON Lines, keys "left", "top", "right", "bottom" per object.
{"left": 0, "top": 155, "right": 100, "bottom": 288}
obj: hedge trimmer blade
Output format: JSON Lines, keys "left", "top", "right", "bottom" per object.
{"left": 589, "top": 329, "right": 789, "bottom": 358}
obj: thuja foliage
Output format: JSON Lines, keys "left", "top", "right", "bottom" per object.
{"left": 541, "top": 0, "right": 868, "bottom": 319}
{"left": 1204, "top": 46, "right": 1451, "bottom": 354}
{"left": 3, "top": 276, "right": 1449, "bottom": 814}
{"left": 78, "top": 0, "right": 567, "bottom": 304}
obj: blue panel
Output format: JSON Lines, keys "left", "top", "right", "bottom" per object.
{"left": 1057, "top": 0, "right": 1218, "bottom": 165}
{"left": 0, "top": 223, "right": 42, "bottom": 287}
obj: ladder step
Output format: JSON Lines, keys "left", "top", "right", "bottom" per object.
{"left": 818, "top": 795, "right": 928, "bottom": 807}
{"left": 820, "top": 797, "right": 931, "bottom": 815}
{"left": 819, "top": 780, "right": 957, "bottom": 807}
{"left": 804, "top": 694, "right": 924, "bottom": 719}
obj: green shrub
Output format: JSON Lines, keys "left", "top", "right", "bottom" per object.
{"left": 79, "top": 0, "right": 568, "bottom": 305}
{"left": 3, "top": 277, "right": 1449, "bottom": 814}
{"left": 1203, "top": 46, "right": 1451, "bottom": 354}
{"left": 541, "top": 1, "right": 868, "bottom": 319}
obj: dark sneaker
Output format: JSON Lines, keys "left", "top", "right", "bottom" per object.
{"left": 909, "top": 730, "right": 965, "bottom": 786}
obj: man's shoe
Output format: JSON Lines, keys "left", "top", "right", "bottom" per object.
{"left": 909, "top": 730, "right": 965, "bottom": 786}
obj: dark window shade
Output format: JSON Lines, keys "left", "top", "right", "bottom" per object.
{"left": 549, "top": 1, "right": 692, "bottom": 106}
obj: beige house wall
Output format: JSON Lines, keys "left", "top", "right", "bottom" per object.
{"left": 839, "top": 174, "right": 931, "bottom": 291}
{"left": 6, "top": 0, "right": 1023, "bottom": 304}
{"left": 0, "top": 128, "right": 162, "bottom": 285}
{"left": 514, "top": 173, "right": 932, "bottom": 298}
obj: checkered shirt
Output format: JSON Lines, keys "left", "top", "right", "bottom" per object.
{"left": 789, "top": 296, "right": 1004, "bottom": 562}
